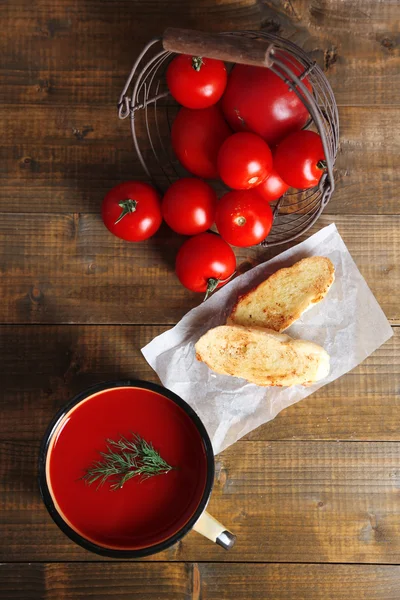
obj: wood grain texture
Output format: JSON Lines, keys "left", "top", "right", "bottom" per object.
{"left": 2, "top": 563, "right": 400, "bottom": 600}
{"left": 0, "top": 325, "right": 164, "bottom": 441}
{"left": 0, "top": 563, "right": 190, "bottom": 600}
{"left": 260, "top": 0, "right": 400, "bottom": 106}
{"left": 2, "top": 440, "right": 400, "bottom": 563}
{"left": 0, "top": 324, "right": 397, "bottom": 443}
{"left": 0, "top": 214, "right": 398, "bottom": 324}
{"left": 0, "top": 106, "right": 398, "bottom": 214}
{"left": 0, "top": 0, "right": 263, "bottom": 99}
{"left": 1, "top": 0, "right": 398, "bottom": 107}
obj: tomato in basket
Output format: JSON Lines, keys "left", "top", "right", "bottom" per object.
{"left": 254, "top": 167, "right": 289, "bottom": 202}
{"left": 215, "top": 189, "right": 273, "bottom": 247}
{"left": 171, "top": 105, "right": 231, "bottom": 179}
{"left": 217, "top": 132, "right": 273, "bottom": 190}
{"left": 221, "top": 54, "right": 312, "bottom": 147}
{"left": 274, "top": 130, "right": 326, "bottom": 190}
{"left": 166, "top": 54, "right": 227, "bottom": 109}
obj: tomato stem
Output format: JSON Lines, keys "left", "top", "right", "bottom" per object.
{"left": 203, "top": 272, "right": 236, "bottom": 302}
{"left": 192, "top": 56, "right": 203, "bottom": 72}
{"left": 115, "top": 199, "right": 137, "bottom": 224}
{"left": 317, "top": 159, "right": 327, "bottom": 170}
{"left": 234, "top": 108, "right": 246, "bottom": 128}
{"left": 203, "top": 278, "right": 220, "bottom": 302}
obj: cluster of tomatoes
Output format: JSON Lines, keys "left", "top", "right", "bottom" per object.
{"left": 102, "top": 52, "right": 326, "bottom": 298}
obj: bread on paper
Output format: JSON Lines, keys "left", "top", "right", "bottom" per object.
{"left": 195, "top": 325, "right": 330, "bottom": 387}
{"left": 228, "top": 256, "right": 335, "bottom": 332}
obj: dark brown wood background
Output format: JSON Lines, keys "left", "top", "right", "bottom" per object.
{"left": 1, "top": 0, "right": 399, "bottom": 598}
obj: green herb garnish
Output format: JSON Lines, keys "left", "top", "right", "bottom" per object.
{"left": 82, "top": 433, "right": 175, "bottom": 491}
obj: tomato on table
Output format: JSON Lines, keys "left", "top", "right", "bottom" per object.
{"left": 254, "top": 167, "right": 289, "bottom": 202}
{"left": 217, "top": 132, "right": 272, "bottom": 190}
{"left": 175, "top": 232, "right": 236, "bottom": 300}
{"left": 166, "top": 54, "right": 227, "bottom": 109}
{"left": 171, "top": 105, "right": 231, "bottom": 179}
{"left": 101, "top": 181, "right": 162, "bottom": 242}
{"left": 221, "top": 54, "right": 312, "bottom": 147}
{"left": 215, "top": 189, "right": 273, "bottom": 247}
{"left": 162, "top": 178, "right": 217, "bottom": 235}
{"left": 274, "top": 130, "right": 326, "bottom": 190}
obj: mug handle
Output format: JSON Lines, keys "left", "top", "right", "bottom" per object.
{"left": 193, "top": 511, "right": 236, "bottom": 550}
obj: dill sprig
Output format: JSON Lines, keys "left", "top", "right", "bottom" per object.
{"left": 82, "top": 433, "right": 175, "bottom": 491}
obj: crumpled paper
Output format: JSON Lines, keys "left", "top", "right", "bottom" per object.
{"left": 142, "top": 224, "right": 393, "bottom": 455}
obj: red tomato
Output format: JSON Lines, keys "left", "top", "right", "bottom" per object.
{"left": 175, "top": 232, "right": 236, "bottom": 299}
{"left": 221, "top": 54, "right": 312, "bottom": 147}
{"left": 162, "top": 178, "right": 217, "bottom": 235}
{"left": 102, "top": 181, "right": 162, "bottom": 242}
{"left": 166, "top": 54, "right": 227, "bottom": 109}
{"left": 274, "top": 130, "right": 326, "bottom": 190}
{"left": 254, "top": 167, "right": 289, "bottom": 202}
{"left": 217, "top": 132, "right": 272, "bottom": 190}
{"left": 215, "top": 190, "right": 273, "bottom": 247}
{"left": 171, "top": 105, "right": 231, "bottom": 179}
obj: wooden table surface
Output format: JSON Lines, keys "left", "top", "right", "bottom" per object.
{"left": 1, "top": 0, "right": 399, "bottom": 598}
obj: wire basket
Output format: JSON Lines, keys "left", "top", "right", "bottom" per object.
{"left": 118, "top": 28, "right": 339, "bottom": 247}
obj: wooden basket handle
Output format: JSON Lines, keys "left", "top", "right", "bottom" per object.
{"left": 162, "top": 27, "right": 274, "bottom": 68}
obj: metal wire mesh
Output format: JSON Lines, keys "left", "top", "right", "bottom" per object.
{"left": 118, "top": 31, "right": 339, "bottom": 247}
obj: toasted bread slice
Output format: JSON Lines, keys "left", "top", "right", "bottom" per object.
{"left": 195, "top": 325, "right": 330, "bottom": 387}
{"left": 228, "top": 256, "right": 335, "bottom": 332}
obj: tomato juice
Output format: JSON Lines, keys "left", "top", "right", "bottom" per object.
{"left": 45, "top": 386, "right": 209, "bottom": 550}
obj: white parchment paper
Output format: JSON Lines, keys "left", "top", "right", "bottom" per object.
{"left": 142, "top": 224, "right": 393, "bottom": 455}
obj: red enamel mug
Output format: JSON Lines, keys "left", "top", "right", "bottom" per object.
{"left": 38, "top": 380, "right": 236, "bottom": 557}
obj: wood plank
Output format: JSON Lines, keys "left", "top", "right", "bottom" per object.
{"left": 0, "top": 106, "right": 398, "bottom": 214}
{"left": 260, "top": 0, "right": 400, "bottom": 106}
{"left": 2, "top": 563, "right": 400, "bottom": 600}
{"left": 333, "top": 106, "right": 399, "bottom": 214}
{"left": 0, "top": 105, "right": 400, "bottom": 214}
{"left": 0, "top": 106, "right": 131, "bottom": 146}
{"left": 2, "top": 440, "right": 400, "bottom": 562}
{"left": 0, "top": 325, "right": 164, "bottom": 441}
{"left": 0, "top": 563, "right": 189, "bottom": 599}
{"left": 195, "top": 564, "right": 400, "bottom": 599}
{"left": 1, "top": 0, "right": 398, "bottom": 106}
{"left": 0, "top": 214, "right": 398, "bottom": 324}
{"left": 0, "top": 325, "right": 398, "bottom": 443}
{"left": 0, "top": 1, "right": 263, "bottom": 89}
